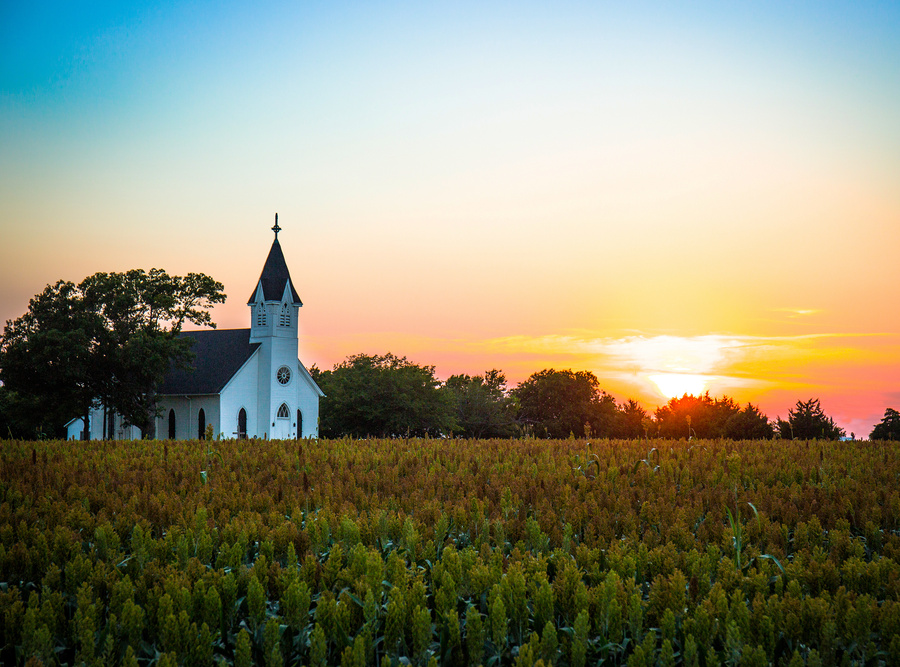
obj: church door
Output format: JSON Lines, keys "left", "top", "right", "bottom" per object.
{"left": 273, "top": 403, "right": 292, "bottom": 439}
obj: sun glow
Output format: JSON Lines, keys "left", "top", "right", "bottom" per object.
{"left": 648, "top": 373, "right": 711, "bottom": 400}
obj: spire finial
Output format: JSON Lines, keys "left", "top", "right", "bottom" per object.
{"left": 272, "top": 213, "right": 281, "bottom": 240}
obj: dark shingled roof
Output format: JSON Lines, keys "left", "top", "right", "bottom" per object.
{"left": 247, "top": 239, "right": 303, "bottom": 305}
{"left": 157, "top": 329, "right": 260, "bottom": 395}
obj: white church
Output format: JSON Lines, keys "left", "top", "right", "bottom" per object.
{"left": 66, "top": 218, "right": 323, "bottom": 440}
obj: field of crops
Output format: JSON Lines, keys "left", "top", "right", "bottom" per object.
{"left": 2, "top": 436, "right": 900, "bottom": 666}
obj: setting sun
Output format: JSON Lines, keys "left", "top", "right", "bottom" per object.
{"left": 648, "top": 373, "right": 710, "bottom": 400}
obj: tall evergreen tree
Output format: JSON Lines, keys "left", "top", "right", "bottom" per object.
{"left": 870, "top": 408, "right": 900, "bottom": 440}
{"left": 776, "top": 398, "right": 845, "bottom": 440}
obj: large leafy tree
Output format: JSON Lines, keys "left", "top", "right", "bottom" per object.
{"left": 313, "top": 353, "right": 455, "bottom": 438}
{"left": 512, "top": 368, "right": 617, "bottom": 439}
{"left": 870, "top": 408, "right": 900, "bottom": 440}
{"left": 444, "top": 369, "right": 518, "bottom": 438}
{"left": 0, "top": 280, "right": 105, "bottom": 438}
{"left": 776, "top": 398, "right": 845, "bottom": 440}
{"left": 0, "top": 269, "right": 224, "bottom": 438}
{"left": 79, "top": 270, "right": 225, "bottom": 435}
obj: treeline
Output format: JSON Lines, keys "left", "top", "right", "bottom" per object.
{"left": 310, "top": 353, "right": 898, "bottom": 441}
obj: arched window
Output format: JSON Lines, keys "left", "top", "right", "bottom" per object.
{"left": 279, "top": 303, "right": 291, "bottom": 327}
{"left": 238, "top": 408, "right": 247, "bottom": 439}
{"left": 168, "top": 409, "right": 176, "bottom": 439}
{"left": 198, "top": 408, "right": 206, "bottom": 439}
{"left": 297, "top": 409, "right": 302, "bottom": 437}
{"left": 277, "top": 403, "right": 290, "bottom": 419}
{"left": 257, "top": 305, "right": 267, "bottom": 326}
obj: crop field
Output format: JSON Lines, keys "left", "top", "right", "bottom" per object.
{"left": 2, "top": 437, "right": 900, "bottom": 666}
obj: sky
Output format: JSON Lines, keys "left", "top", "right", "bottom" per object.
{"left": 2, "top": 1, "right": 899, "bottom": 436}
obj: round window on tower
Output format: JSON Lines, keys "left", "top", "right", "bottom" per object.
{"left": 276, "top": 366, "right": 292, "bottom": 385}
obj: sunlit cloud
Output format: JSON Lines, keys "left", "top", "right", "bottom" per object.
{"left": 774, "top": 308, "right": 823, "bottom": 318}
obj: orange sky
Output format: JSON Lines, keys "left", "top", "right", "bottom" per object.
{"left": 2, "top": 3, "right": 899, "bottom": 436}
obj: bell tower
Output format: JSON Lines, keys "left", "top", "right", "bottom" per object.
{"left": 247, "top": 214, "right": 304, "bottom": 437}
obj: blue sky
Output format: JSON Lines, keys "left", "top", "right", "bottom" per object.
{"left": 2, "top": 1, "right": 899, "bottom": 434}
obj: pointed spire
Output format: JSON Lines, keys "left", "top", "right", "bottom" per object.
{"left": 247, "top": 215, "right": 303, "bottom": 305}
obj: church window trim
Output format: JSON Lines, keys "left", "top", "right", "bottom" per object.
{"left": 257, "top": 304, "right": 267, "bottom": 327}
{"left": 277, "top": 403, "right": 290, "bottom": 419}
{"left": 276, "top": 366, "right": 292, "bottom": 385}
{"left": 279, "top": 302, "right": 291, "bottom": 327}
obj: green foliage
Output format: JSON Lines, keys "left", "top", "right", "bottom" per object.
{"left": 724, "top": 403, "right": 775, "bottom": 440}
{"left": 777, "top": 398, "right": 845, "bottom": 440}
{"left": 235, "top": 628, "right": 252, "bottom": 667}
{"left": 870, "top": 407, "right": 900, "bottom": 440}
{"left": 445, "top": 369, "right": 519, "bottom": 438}
{"left": 512, "top": 368, "right": 617, "bottom": 438}
{"left": 615, "top": 398, "right": 651, "bottom": 438}
{"left": 0, "top": 280, "right": 102, "bottom": 437}
{"left": 465, "top": 604, "right": 485, "bottom": 666}
{"left": 247, "top": 574, "right": 266, "bottom": 630}
{"left": 313, "top": 353, "right": 456, "bottom": 437}
{"left": 310, "top": 623, "right": 328, "bottom": 667}
{"left": 655, "top": 393, "right": 774, "bottom": 439}
{"left": 0, "top": 269, "right": 225, "bottom": 437}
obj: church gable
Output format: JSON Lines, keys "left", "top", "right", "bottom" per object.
{"left": 158, "top": 329, "right": 260, "bottom": 395}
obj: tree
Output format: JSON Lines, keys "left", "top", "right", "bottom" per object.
{"left": 79, "top": 269, "right": 225, "bottom": 435}
{"left": 0, "top": 269, "right": 225, "bottom": 438}
{"left": 0, "top": 385, "right": 37, "bottom": 439}
{"left": 724, "top": 403, "right": 775, "bottom": 440}
{"left": 444, "top": 369, "right": 518, "bottom": 438}
{"left": 776, "top": 398, "right": 845, "bottom": 440}
{"left": 655, "top": 393, "right": 740, "bottom": 439}
{"left": 612, "top": 399, "right": 650, "bottom": 439}
{"left": 870, "top": 408, "right": 900, "bottom": 440}
{"left": 313, "top": 353, "right": 455, "bottom": 438}
{"left": 512, "top": 369, "right": 617, "bottom": 439}
{"left": 0, "top": 280, "right": 105, "bottom": 439}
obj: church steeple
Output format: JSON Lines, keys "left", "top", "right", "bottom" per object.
{"left": 247, "top": 214, "right": 303, "bottom": 306}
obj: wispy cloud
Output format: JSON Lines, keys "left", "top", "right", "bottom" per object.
{"left": 310, "top": 330, "right": 896, "bottom": 381}
{"left": 774, "top": 308, "right": 823, "bottom": 318}
{"left": 304, "top": 328, "right": 900, "bottom": 429}
{"left": 477, "top": 331, "right": 888, "bottom": 374}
